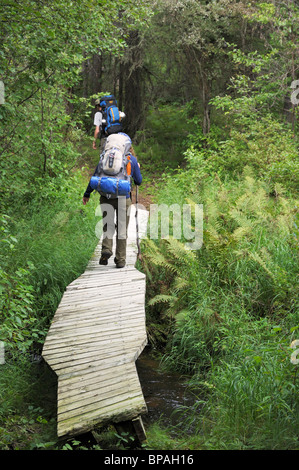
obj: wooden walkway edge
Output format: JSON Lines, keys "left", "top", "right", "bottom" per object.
{"left": 42, "top": 204, "right": 149, "bottom": 439}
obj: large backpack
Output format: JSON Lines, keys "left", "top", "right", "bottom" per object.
{"left": 89, "top": 133, "right": 132, "bottom": 198}
{"left": 100, "top": 94, "right": 123, "bottom": 135}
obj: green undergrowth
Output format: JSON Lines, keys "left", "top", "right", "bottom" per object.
{"left": 1, "top": 102, "right": 298, "bottom": 450}
{"left": 140, "top": 114, "right": 299, "bottom": 449}
{"left": 0, "top": 137, "right": 103, "bottom": 449}
{"left": 0, "top": 167, "right": 100, "bottom": 357}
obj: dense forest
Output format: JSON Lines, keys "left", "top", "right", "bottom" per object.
{"left": 0, "top": 0, "right": 298, "bottom": 451}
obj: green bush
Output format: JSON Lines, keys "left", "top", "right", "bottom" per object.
{"left": 183, "top": 112, "right": 299, "bottom": 196}
{"left": 142, "top": 125, "right": 299, "bottom": 448}
{"left": 135, "top": 103, "right": 197, "bottom": 169}
{"left": 194, "top": 325, "right": 299, "bottom": 449}
{"left": 0, "top": 170, "right": 99, "bottom": 354}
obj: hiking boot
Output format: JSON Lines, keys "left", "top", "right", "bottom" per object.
{"left": 99, "top": 252, "right": 111, "bottom": 265}
{"left": 116, "top": 262, "right": 126, "bottom": 269}
{"left": 114, "top": 257, "right": 125, "bottom": 268}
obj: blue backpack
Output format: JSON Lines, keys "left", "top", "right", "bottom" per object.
{"left": 100, "top": 94, "right": 123, "bottom": 135}
{"left": 90, "top": 133, "right": 132, "bottom": 198}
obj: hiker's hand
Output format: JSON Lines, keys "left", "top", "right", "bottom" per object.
{"left": 82, "top": 197, "right": 89, "bottom": 205}
{"left": 92, "top": 141, "right": 97, "bottom": 150}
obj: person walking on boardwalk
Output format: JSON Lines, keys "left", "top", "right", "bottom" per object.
{"left": 92, "top": 96, "right": 125, "bottom": 152}
{"left": 92, "top": 99, "right": 101, "bottom": 148}
{"left": 83, "top": 133, "right": 142, "bottom": 269}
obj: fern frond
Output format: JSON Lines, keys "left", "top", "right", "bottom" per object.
{"left": 231, "top": 225, "right": 253, "bottom": 242}
{"left": 173, "top": 276, "right": 189, "bottom": 291}
{"left": 147, "top": 253, "right": 178, "bottom": 274}
{"left": 164, "top": 237, "right": 196, "bottom": 264}
{"left": 148, "top": 294, "right": 177, "bottom": 306}
{"left": 174, "top": 309, "right": 190, "bottom": 324}
{"left": 229, "top": 207, "right": 257, "bottom": 230}
{"left": 143, "top": 238, "right": 160, "bottom": 254}
{"left": 249, "top": 249, "right": 275, "bottom": 280}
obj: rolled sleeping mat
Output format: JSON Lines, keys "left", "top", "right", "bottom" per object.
{"left": 90, "top": 176, "right": 130, "bottom": 196}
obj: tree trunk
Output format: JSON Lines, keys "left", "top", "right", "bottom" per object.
{"left": 123, "top": 31, "right": 144, "bottom": 138}
{"left": 202, "top": 78, "right": 211, "bottom": 136}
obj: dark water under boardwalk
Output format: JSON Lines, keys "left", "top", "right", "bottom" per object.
{"left": 136, "top": 347, "right": 197, "bottom": 429}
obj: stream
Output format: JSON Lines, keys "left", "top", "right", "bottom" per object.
{"left": 136, "top": 347, "right": 197, "bottom": 430}
{"left": 38, "top": 345, "right": 198, "bottom": 447}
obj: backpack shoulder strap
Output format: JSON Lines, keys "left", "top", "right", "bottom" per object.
{"left": 126, "top": 154, "right": 131, "bottom": 176}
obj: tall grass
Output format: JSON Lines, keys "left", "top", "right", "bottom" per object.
{"left": 0, "top": 156, "right": 102, "bottom": 449}
{"left": 0, "top": 168, "right": 100, "bottom": 355}
{"left": 141, "top": 114, "right": 299, "bottom": 448}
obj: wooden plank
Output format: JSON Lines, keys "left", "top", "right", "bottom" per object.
{"left": 43, "top": 334, "right": 146, "bottom": 357}
{"left": 44, "top": 308, "right": 145, "bottom": 336}
{"left": 58, "top": 378, "right": 142, "bottom": 416}
{"left": 43, "top": 321, "right": 146, "bottom": 347}
{"left": 46, "top": 307, "right": 145, "bottom": 330}
{"left": 62, "top": 364, "right": 141, "bottom": 391}
{"left": 48, "top": 292, "right": 145, "bottom": 314}
{"left": 43, "top": 330, "right": 147, "bottom": 364}
{"left": 58, "top": 367, "right": 138, "bottom": 401}
{"left": 57, "top": 395, "right": 146, "bottom": 437}
{"left": 42, "top": 207, "right": 149, "bottom": 438}
{"left": 58, "top": 392, "right": 144, "bottom": 423}
{"left": 44, "top": 336, "right": 147, "bottom": 369}
{"left": 43, "top": 330, "right": 147, "bottom": 355}
{"left": 50, "top": 305, "right": 144, "bottom": 323}
{"left": 57, "top": 357, "right": 136, "bottom": 385}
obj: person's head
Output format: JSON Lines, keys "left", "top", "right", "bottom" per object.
{"left": 129, "top": 145, "right": 136, "bottom": 157}
{"left": 95, "top": 98, "right": 102, "bottom": 110}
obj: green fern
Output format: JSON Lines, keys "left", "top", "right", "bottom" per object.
{"left": 148, "top": 294, "right": 177, "bottom": 306}
{"left": 163, "top": 237, "right": 196, "bottom": 264}
{"left": 172, "top": 276, "right": 189, "bottom": 291}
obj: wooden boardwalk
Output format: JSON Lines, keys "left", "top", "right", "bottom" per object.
{"left": 42, "top": 204, "right": 149, "bottom": 438}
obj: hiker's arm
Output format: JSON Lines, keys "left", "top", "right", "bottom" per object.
{"left": 82, "top": 164, "right": 100, "bottom": 203}
{"left": 132, "top": 157, "right": 142, "bottom": 186}
{"left": 93, "top": 125, "right": 100, "bottom": 149}
{"left": 82, "top": 184, "right": 92, "bottom": 204}
{"left": 93, "top": 111, "right": 103, "bottom": 149}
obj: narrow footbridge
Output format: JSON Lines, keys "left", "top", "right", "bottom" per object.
{"left": 42, "top": 205, "right": 149, "bottom": 439}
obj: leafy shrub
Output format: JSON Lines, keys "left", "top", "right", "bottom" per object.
{"left": 0, "top": 170, "right": 99, "bottom": 355}
{"left": 195, "top": 325, "right": 299, "bottom": 449}
{"left": 142, "top": 151, "right": 299, "bottom": 448}
{"left": 135, "top": 103, "right": 196, "bottom": 168}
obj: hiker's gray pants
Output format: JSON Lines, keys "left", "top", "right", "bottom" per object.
{"left": 100, "top": 195, "right": 131, "bottom": 264}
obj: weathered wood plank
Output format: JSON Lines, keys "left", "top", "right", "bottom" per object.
{"left": 58, "top": 367, "right": 138, "bottom": 401}
{"left": 47, "top": 308, "right": 145, "bottom": 330}
{"left": 58, "top": 379, "right": 142, "bottom": 416}
{"left": 42, "top": 207, "right": 149, "bottom": 438}
{"left": 57, "top": 395, "right": 146, "bottom": 437}
{"left": 45, "top": 312, "right": 145, "bottom": 337}
{"left": 48, "top": 291, "right": 145, "bottom": 312}
{"left": 43, "top": 323, "right": 146, "bottom": 349}
{"left": 44, "top": 336, "right": 147, "bottom": 370}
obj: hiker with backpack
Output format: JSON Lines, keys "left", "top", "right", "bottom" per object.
{"left": 92, "top": 95, "right": 125, "bottom": 151}
{"left": 83, "top": 132, "right": 142, "bottom": 269}
{"left": 92, "top": 99, "right": 104, "bottom": 151}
